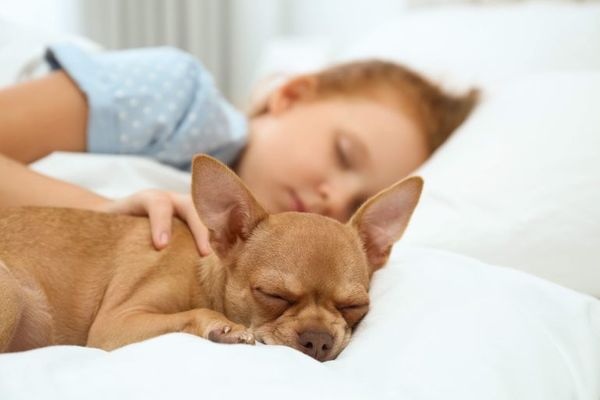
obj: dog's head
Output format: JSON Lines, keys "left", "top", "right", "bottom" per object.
{"left": 192, "top": 155, "right": 422, "bottom": 361}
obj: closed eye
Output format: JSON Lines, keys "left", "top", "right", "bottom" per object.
{"left": 337, "top": 303, "right": 369, "bottom": 326}
{"left": 253, "top": 287, "right": 295, "bottom": 306}
{"left": 337, "top": 304, "right": 369, "bottom": 312}
{"left": 335, "top": 137, "right": 351, "bottom": 169}
{"left": 334, "top": 128, "right": 369, "bottom": 171}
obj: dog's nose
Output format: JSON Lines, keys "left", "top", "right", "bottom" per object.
{"left": 297, "top": 331, "right": 334, "bottom": 361}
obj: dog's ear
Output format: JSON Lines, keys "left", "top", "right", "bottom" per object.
{"left": 349, "top": 176, "right": 423, "bottom": 275}
{"left": 191, "top": 155, "right": 268, "bottom": 257}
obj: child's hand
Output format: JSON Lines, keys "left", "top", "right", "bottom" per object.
{"left": 97, "top": 190, "right": 212, "bottom": 256}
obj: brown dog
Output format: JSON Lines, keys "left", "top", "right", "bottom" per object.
{"left": 0, "top": 155, "right": 422, "bottom": 361}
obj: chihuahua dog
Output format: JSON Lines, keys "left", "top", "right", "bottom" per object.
{"left": 0, "top": 155, "right": 422, "bottom": 361}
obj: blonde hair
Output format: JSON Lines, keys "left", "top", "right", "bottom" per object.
{"left": 250, "top": 60, "right": 479, "bottom": 153}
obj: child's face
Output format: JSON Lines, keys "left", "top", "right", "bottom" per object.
{"left": 236, "top": 85, "right": 429, "bottom": 222}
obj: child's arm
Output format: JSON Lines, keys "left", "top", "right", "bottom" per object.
{"left": 0, "top": 152, "right": 105, "bottom": 209}
{"left": 0, "top": 71, "right": 87, "bottom": 164}
{"left": 0, "top": 154, "right": 211, "bottom": 255}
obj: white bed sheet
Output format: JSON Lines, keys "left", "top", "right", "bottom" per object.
{"left": 0, "top": 153, "right": 598, "bottom": 400}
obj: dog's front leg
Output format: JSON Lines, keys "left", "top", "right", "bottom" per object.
{"left": 87, "top": 308, "right": 255, "bottom": 351}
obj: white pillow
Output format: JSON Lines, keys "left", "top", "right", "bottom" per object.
{"left": 331, "top": 2, "right": 600, "bottom": 295}
{"left": 339, "top": 2, "right": 600, "bottom": 91}
{"left": 403, "top": 71, "right": 600, "bottom": 296}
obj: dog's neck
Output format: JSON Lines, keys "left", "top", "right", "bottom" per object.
{"left": 192, "top": 253, "right": 228, "bottom": 312}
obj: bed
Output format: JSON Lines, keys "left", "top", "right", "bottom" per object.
{"left": 1, "top": 2, "right": 600, "bottom": 399}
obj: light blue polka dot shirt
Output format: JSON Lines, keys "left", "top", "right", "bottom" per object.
{"left": 45, "top": 44, "right": 247, "bottom": 170}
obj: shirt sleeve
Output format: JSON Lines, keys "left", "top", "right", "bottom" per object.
{"left": 45, "top": 44, "right": 247, "bottom": 170}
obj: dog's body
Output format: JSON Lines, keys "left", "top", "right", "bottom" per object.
{"left": 0, "top": 207, "right": 221, "bottom": 351}
{"left": 0, "top": 156, "right": 422, "bottom": 361}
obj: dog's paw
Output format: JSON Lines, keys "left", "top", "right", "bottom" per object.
{"left": 207, "top": 323, "right": 255, "bottom": 345}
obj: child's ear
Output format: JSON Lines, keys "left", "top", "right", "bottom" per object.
{"left": 191, "top": 155, "right": 268, "bottom": 257}
{"left": 348, "top": 176, "right": 423, "bottom": 275}
{"left": 266, "top": 75, "right": 318, "bottom": 114}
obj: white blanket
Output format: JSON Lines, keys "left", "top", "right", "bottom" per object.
{"left": 0, "top": 153, "right": 598, "bottom": 400}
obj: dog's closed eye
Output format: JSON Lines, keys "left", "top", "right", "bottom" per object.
{"left": 336, "top": 304, "right": 369, "bottom": 327}
{"left": 252, "top": 287, "right": 295, "bottom": 312}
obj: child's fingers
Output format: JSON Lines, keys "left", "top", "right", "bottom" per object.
{"left": 144, "top": 193, "right": 174, "bottom": 250}
{"left": 172, "top": 194, "right": 212, "bottom": 257}
{"left": 98, "top": 190, "right": 205, "bottom": 253}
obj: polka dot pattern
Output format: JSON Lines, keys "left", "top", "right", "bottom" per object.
{"left": 45, "top": 45, "right": 247, "bottom": 170}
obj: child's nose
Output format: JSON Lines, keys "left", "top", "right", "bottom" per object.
{"left": 317, "top": 178, "right": 359, "bottom": 222}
